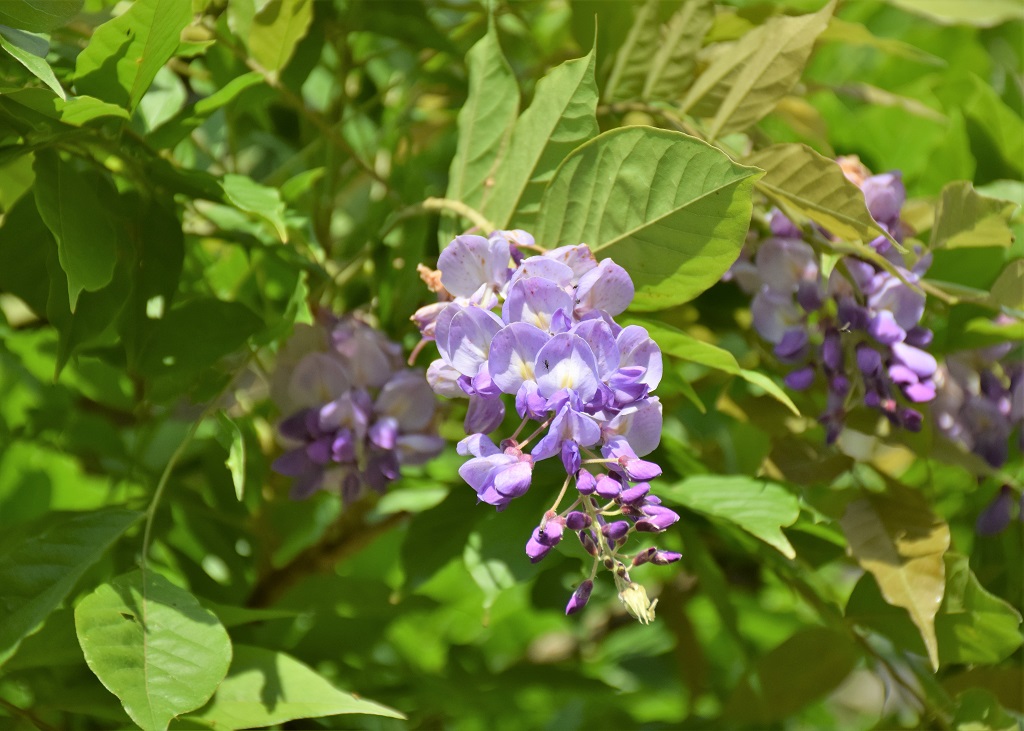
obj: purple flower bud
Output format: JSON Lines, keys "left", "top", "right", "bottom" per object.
{"left": 651, "top": 550, "right": 683, "bottom": 565}
{"left": 836, "top": 297, "right": 869, "bottom": 331}
{"left": 579, "top": 529, "right": 599, "bottom": 556}
{"left": 566, "top": 511, "right": 591, "bottom": 530}
{"left": 856, "top": 345, "right": 882, "bottom": 377}
{"left": 369, "top": 417, "right": 398, "bottom": 450}
{"left": 565, "top": 580, "right": 594, "bottom": 615}
{"left": 892, "top": 342, "right": 937, "bottom": 379}
{"left": 769, "top": 210, "right": 801, "bottom": 238}
{"left": 830, "top": 375, "right": 851, "bottom": 396}
{"left": 539, "top": 519, "right": 565, "bottom": 546}
{"left": 602, "top": 520, "right": 631, "bottom": 542}
{"left": 526, "top": 527, "right": 553, "bottom": 563}
{"left": 903, "top": 381, "right": 936, "bottom": 403}
{"left": 900, "top": 408, "right": 923, "bottom": 432}
{"left": 561, "top": 440, "right": 582, "bottom": 475}
{"left": 796, "top": 280, "right": 824, "bottom": 312}
{"left": 775, "top": 329, "right": 809, "bottom": 362}
{"left": 977, "top": 487, "right": 1015, "bottom": 536}
{"left": 822, "top": 329, "right": 843, "bottom": 371}
{"left": 596, "top": 474, "right": 622, "bottom": 499}
{"left": 904, "top": 326, "right": 933, "bottom": 348}
{"left": 632, "top": 547, "right": 658, "bottom": 566}
{"left": 635, "top": 505, "right": 680, "bottom": 532}
{"left": 868, "top": 310, "right": 906, "bottom": 345}
{"left": 618, "top": 482, "right": 651, "bottom": 505}
{"left": 888, "top": 364, "right": 917, "bottom": 385}
{"left": 784, "top": 366, "right": 815, "bottom": 391}
{"left": 576, "top": 469, "right": 597, "bottom": 495}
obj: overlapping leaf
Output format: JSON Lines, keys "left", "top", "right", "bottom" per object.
{"left": 248, "top": 0, "right": 313, "bottom": 75}
{"left": 930, "top": 181, "right": 1018, "bottom": 249}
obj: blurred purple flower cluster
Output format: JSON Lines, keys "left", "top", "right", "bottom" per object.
{"left": 728, "top": 156, "right": 936, "bottom": 442}
{"left": 270, "top": 315, "right": 444, "bottom": 501}
{"left": 414, "top": 231, "right": 678, "bottom": 622}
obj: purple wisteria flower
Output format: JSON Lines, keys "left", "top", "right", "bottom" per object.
{"left": 271, "top": 315, "right": 444, "bottom": 502}
{"left": 727, "top": 156, "right": 936, "bottom": 443}
{"left": 416, "top": 232, "right": 678, "bottom": 623}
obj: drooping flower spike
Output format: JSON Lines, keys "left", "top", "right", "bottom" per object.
{"left": 416, "top": 231, "right": 679, "bottom": 622}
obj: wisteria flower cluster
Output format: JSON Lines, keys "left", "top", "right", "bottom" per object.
{"left": 413, "top": 231, "right": 678, "bottom": 622}
{"left": 270, "top": 315, "right": 444, "bottom": 502}
{"left": 728, "top": 156, "right": 937, "bottom": 442}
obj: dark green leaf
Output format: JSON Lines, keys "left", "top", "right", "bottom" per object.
{"left": 0, "top": 0, "right": 81, "bottom": 31}
{"left": 0, "top": 30, "right": 65, "bottom": 99}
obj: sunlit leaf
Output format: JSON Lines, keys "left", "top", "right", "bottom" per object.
{"left": 247, "top": 0, "right": 313, "bottom": 75}
{"left": 930, "top": 181, "right": 1018, "bottom": 249}
{"left": 536, "top": 127, "right": 761, "bottom": 310}
{"left": 603, "top": 0, "right": 661, "bottom": 102}
{"left": 951, "top": 688, "right": 1018, "bottom": 731}
{"left": 886, "top": 0, "right": 1024, "bottom": 27}
{"left": 991, "top": 260, "right": 1024, "bottom": 311}
{"left": 839, "top": 485, "right": 950, "bottom": 669}
{"left": 660, "top": 475, "right": 800, "bottom": 558}
{"left": 74, "top": 0, "right": 192, "bottom": 112}
{"left": 75, "top": 570, "right": 232, "bottom": 731}
{"left": 221, "top": 174, "right": 288, "bottom": 242}
{"left": 642, "top": 0, "right": 714, "bottom": 101}
{"left": 186, "top": 645, "right": 404, "bottom": 727}
{"left": 0, "top": 29, "right": 65, "bottom": 99}
{"left": 0, "top": 509, "right": 141, "bottom": 667}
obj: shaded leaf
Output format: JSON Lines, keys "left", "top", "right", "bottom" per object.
{"left": 839, "top": 485, "right": 950, "bottom": 669}
{"left": 74, "top": 0, "right": 192, "bottom": 112}
{"left": 930, "top": 181, "right": 1018, "bottom": 249}
{"left": 149, "top": 72, "right": 264, "bottom": 149}
{"left": 400, "top": 490, "right": 483, "bottom": 593}
{"left": 221, "top": 174, "right": 288, "bottom": 242}
{"left": 944, "top": 667, "right": 1024, "bottom": 714}
{"left": 75, "top": 570, "right": 232, "bottom": 731}
{"left": 536, "top": 126, "right": 761, "bottom": 310}
{"left": 0, "top": 0, "right": 81, "bottom": 31}
{"left": 0, "top": 509, "right": 141, "bottom": 667}
{"left": 486, "top": 47, "right": 598, "bottom": 231}
{"left": 0, "top": 30, "right": 65, "bottom": 99}
{"left": 952, "top": 689, "right": 1018, "bottom": 731}
{"left": 247, "top": 0, "right": 313, "bottom": 75}
{"left": 186, "top": 645, "right": 404, "bottom": 728}
{"left": 217, "top": 412, "right": 246, "bottom": 501}
{"left": 659, "top": 475, "right": 800, "bottom": 558}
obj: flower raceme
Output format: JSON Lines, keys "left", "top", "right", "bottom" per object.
{"left": 415, "top": 231, "right": 678, "bottom": 622}
{"left": 270, "top": 315, "right": 444, "bottom": 502}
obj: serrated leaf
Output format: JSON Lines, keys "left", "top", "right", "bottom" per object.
{"left": 930, "top": 181, "right": 1018, "bottom": 249}
{"left": 248, "top": 0, "right": 313, "bottom": 75}
{"left": 443, "top": 20, "right": 519, "bottom": 243}
{"left": 629, "top": 317, "right": 799, "bottom": 414}
{"left": 0, "top": 30, "right": 65, "bottom": 99}
{"left": 746, "top": 142, "right": 897, "bottom": 247}
{"left": 0, "top": 509, "right": 141, "bottom": 667}
{"left": 186, "top": 645, "right": 403, "bottom": 728}
{"left": 0, "top": 0, "right": 81, "bottom": 32}
{"left": 659, "top": 475, "right": 800, "bottom": 557}
{"left": 486, "top": 47, "right": 598, "bottom": 231}
{"left": 75, "top": 570, "right": 232, "bottom": 731}
{"left": 603, "top": 0, "right": 661, "bottom": 102}
{"left": 74, "top": 0, "right": 192, "bottom": 112}
{"left": 839, "top": 485, "right": 950, "bottom": 669}
{"left": 642, "top": 0, "right": 714, "bottom": 100}
{"left": 536, "top": 126, "right": 761, "bottom": 311}
{"left": 221, "top": 173, "right": 288, "bottom": 242}
{"left": 32, "top": 150, "right": 119, "bottom": 311}
{"left": 683, "top": 1, "right": 833, "bottom": 138}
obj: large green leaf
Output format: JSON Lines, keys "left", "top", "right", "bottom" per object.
{"left": 929, "top": 181, "right": 1018, "bottom": 249}
{"left": 0, "top": 509, "right": 141, "bottom": 667}
{"left": 659, "top": 475, "right": 800, "bottom": 558}
{"left": 74, "top": 0, "right": 192, "bottom": 112}
{"left": 0, "top": 0, "right": 81, "bottom": 31}
{"left": 186, "top": 645, "right": 404, "bottom": 727}
{"left": 32, "top": 150, "right": 119, "bottom": 311}
{"left": 630, "top": 317, "right": 799, "bottom": 414}
{"left": 443, "top": 20, "right": 519, "bottom": 242}
{"left": 0, "top": 28, "right": 66, "bottom": 99}
{"left": 486, "top": 47, "right": 598, "bottom": 231}
{"left": 536, "top": 126, "right": 761, "bottom": 311}
{"left": 839, "top": 485, "right": 950, "bottom": 669}
{"left": 682, "top": 1, "right": 834, "bottom": 138}
{"left": 936, "top": 554, "right": 1023, "bottom": 665}
{"left": 247, "top": 0, "right": 313, "bottom": 75}
{"left": 75, "top": 570, "right": 232, "bottom": 731}
{"left": 642, "top": 0, "right": 714, "bottom": 100}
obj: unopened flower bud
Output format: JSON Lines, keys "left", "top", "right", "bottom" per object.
{"left": 565, "top": 580, "right": 594, "bottom": 615}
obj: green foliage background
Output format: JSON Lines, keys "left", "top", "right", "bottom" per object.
{"left": 0, "top": 0, "right": 1021, "bottom": 729}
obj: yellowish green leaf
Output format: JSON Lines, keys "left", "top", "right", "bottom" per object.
{"left": 930, "top": 181, "right": 1018, "bottom": 249}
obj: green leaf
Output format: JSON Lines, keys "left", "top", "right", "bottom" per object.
{"left": 724, "top": 627, "right": 860, "bottom": 723}
{"left": 630, "top": 317, "right": 799, "bottom": 415}
{"left": 401, "top": 490, "right": 483, "bottom": 593}
{"left": 536, "top": 126, "right": 761, "bottom": 310}
{"left": 73, "top": 0, "right": 192, "bottom": 112}
{"left": 247, "top": 0, "right": 313, "bottom": 75}
{"left": 642, "top": 0, "right": 714, "bottom": 100}
{"left": 0, "top": 0, "right": 81, "bottom": 31}
{"left": 486, "top": 47, "right": 598, "bottom": 231}
{"left": 0, "top": 509, "right": 141, "bottom": 667}
{"left": 148, "top": 71, "right": 264, "bottom": 149}
{"left": 75, "top": 570, "right": 232, "bottom": 731}
{"left": 930, "top": 181, "right": 1018, "bottom": 249}
{"left": 683, "top": 1, "right": 834, "bottom": 138}
{"left": 936, "top": 554, "right": 1023, "bottom": 666}
{"left": 991, "top": 260, "right": 1024, "bottom": 311}
{"left": 0, "top": 29, "right": 66, "bottom": 99}
{"left": 443, "top": 20, "right": 519, "bottom": 241}
{"left": 952, "top": 688, "right": 1018, "bottom": 731}
{"left": 659, "top": 475, "right": 800, "bottom": 558}
{"left": 819, "top": 17, "right": 944, "bottom": 66}
{"left": 885, "top": 0, "right": 1024, "bottom": 27}
{"left": 746, "top": 142, "right": 897, "bottom": 247}
{"left": 603, "top": 0, "right": 661, "bottom": 102}
{"left": 217, "top": 412, "right": 246, "bottom": 501}
{"left": 187, "top": 645, "right": 404, "bottom": 727}
{"left": 32, "top": 150, "right": 119, "bottom": 311}
{"left": 839, "top": 485, "right": 950, "bottom": 669}
{"left": 55, "top": 95, "right": 130, "bottom": 124}
{"left": 222, "top": 173, "right": 288, "bottom": 242}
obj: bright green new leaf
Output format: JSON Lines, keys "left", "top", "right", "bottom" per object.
{"left": 683, "top": 1, "right": 834, "bottom": 138}
{"left": 221, "top": 173, "right": 288, "bottom": 242}
{"left": 443, "top": 20, "right": 519, "bottom": 243}
{"left": 630, "top": 317, "right": 799, "bottom": 415}
{"left": 486, "top": 47, "right": 598, "bottom": 231}
{"left": 74, "top": 0, "right": 192, "bottom": 112}
{"left": 248, "top": 0, "right": 313, "bottom": 75}
{"left": 32, "top": 150, "right": 119, "bottom": 311}
{"left": 75, "top": 570, "right": 232, "bottom": 731}
{"left": 55, "top": 95, "right": 130, "bottom": 124}
{"left": 930, "top": 181, "right": 1018, "bottom": 249}
{"left": 724, "top": 627, "right": 860, "bottom": 723}
{"left": 839, "top": 485, "right": 950, "bottom": 670}
{"left": 217, "top": 411, "right": 246, "bottom": 501}
{"left": 0, "top": 509, "right": 141, "bottom": 667}
{"left": 0, "top": 0, "right": 81, "bottom": 32}
{"left": 659, "top": 475, "right": 800, "bottom": 558}
{"left": 746, "top": 143, "right": 897, "bottom": 247}
{"left": 936, "top": 554, "right": 1023, "bottom": 666}
{"left": 187, "top": 645, "right": 404, "bottom": 727}
{"left": 603, "top": 0, "right": 661, "bottom": 102}
{"left": 642, "top": 0, "right": 714, "bottom": 101}
{"left": 0, "top": 29, "right": 66, "bottom": 99}
{"left": 886, "top": 0, "right": 1024, "bottom": 27}
{"left": 536, "top": 127, "right": 761, "bottom": 311}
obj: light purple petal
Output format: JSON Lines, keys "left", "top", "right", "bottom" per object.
{"left": 616, "top": 325, "right": 663, "bottom": 389}
{"left": 457, "top": 433, "right": 501, "bottom": 458}
{"left": 438, "top": 234, "right": 510, "bottom": 298}
{"left": 752, "top": 286, "right": 803, "bottom": 344}
{"left": 488, "top": 322, "right": 549, "bottom": 394}
{"left": 510, "top": 256, "right": 573, "bottom": 289}
{"left": 754, "top": 238, "right": 818, "bottom": 293}
{"left": 426, "top": 359, "right": 465, "bottom": 398}
{"left": 443, "top": 306, "right": 503, "bottom": 377}
{"left": 287, "top": 353, "right": 350, "bottom": 409}
{"left": 892, "top": 342, "right": 937, "bottom": 379}
{"left": 544, "top": 244, "right": 598, "bottom": 280}
{"left": 603, "top": 397, "right": 662, "bottom": 456}
{"left": 535, "top": 333, "right": 600, "bottom": 401}
{"left": 502, "top": 276, "right": 574, "bottom": 331}
{"left": 868, "top": 310, "right": 906, "bottom": 345}
{"left": 574, "top": 259, "right": 634, "bottom": 316}
{"left": 465, "top": 394, "right": 505, "bottom": 434}
{"left": 375, "top": 370, "right": 436, "bottom": 430}
{"left": 868, "top": 274, "right": 924, "bottom": 331}
{"left": 395, "top": 434, "right": 445, "bottom": 464}
{"left": 572, "top": 319, "right": 620, "bottom": 378}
